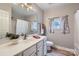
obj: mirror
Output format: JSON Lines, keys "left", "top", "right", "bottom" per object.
{"left": 16, "top": 19, "right": 29, "bottom": 35}
{"left": 0, "top": 3, "right": 40, "bottom": 39}
{"left": 29, "top": 15, "right": 40, "bottom": 34}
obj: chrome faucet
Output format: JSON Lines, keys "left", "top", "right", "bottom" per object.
{"left": 24, "top": 34, "right": 27, "bottom": 40}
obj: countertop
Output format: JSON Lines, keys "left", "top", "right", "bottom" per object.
{"left": 0, "top": 35, "right": 46, "bottom": 56}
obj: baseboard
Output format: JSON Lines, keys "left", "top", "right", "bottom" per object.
{"left": 52, "top": 45, "right": 75, "bottom": 56}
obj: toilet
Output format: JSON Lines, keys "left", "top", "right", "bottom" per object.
{"left": 46, "top": 41, "right": 54, "bottom": 52}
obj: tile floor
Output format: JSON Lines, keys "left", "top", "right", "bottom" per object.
{"left": 46, "top": 47, "right": 75, "bottom": 56}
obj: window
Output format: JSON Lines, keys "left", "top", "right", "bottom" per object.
{"left": 31, "top": 21, "right": 38, "bottom": 33}
{"left": 50, "top": 15, "right": 70, "bottom": 34}
{"left": 50, "top": 17, "right": 62, "bottom": 32}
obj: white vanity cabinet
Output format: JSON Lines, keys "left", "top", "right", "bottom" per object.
{"left": 23, "top": 45, "right": 36, "bottom": 56}
{"left": 15, "top": 45, "right": 36, "bottom": 56}
{"left": 16, "top": 40, "right": 44, "bottom": 56}
{"left": 0, "top": 36, "right": 47, "bottom": 56}
{"left": 22, "top": 40, "right": 44, "bottom": 56}
{"left": 36, "top": 40, "right": 44, "bottom": 56}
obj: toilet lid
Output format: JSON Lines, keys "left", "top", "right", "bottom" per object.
{"left": 46, "top": 41, "right": 54, "bottom": 46}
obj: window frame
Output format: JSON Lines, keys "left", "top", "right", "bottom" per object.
{"left": 50, "top": 17, "right": 62, "bottom": 33}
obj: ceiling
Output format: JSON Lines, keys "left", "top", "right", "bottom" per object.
{"left": 36, "top": 3, "right": 73, "bottom": 11}
{"left": 11, "top": 3, "right": 78, "bottom": 19}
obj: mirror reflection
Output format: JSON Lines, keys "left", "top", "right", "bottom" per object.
{"left": 0, "top": 3, "right": 40, "bottom": 39}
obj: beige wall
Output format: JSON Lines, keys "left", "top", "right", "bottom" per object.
{"left": 44, "top": 4, "right": 79, "bottom": 49}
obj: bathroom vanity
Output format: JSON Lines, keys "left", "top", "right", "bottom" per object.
{"left": 0, "top": 4, "right": 47, "bottom": 56}
{"left": 0, "top": 35, "right": 47, "bottom": 56}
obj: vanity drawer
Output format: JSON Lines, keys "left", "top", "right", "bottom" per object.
{"left": 37, "top": 40, "right": 43, "bottom": 48}
{"left": 23, "top": 45, "right": 36, "bottom": 56}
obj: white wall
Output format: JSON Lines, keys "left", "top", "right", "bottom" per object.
{"left": 44, "top": 4, "right": 79, "bottom": 49}
{"left": 74, "top": 10, "right": 79, "bottom": 50}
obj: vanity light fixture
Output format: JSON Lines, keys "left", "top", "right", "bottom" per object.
{"left": 15, "top": 3, "right": 33, "bottom": 11}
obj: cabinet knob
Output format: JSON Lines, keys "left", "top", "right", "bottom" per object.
{"left": 37, "top": 50, "right": 39, "bottom": 52}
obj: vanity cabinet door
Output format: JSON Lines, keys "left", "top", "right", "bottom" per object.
{"left": 30, "top": 51, "right": 36, "bottom": 56}
{"left": 43, "top": 37, "right": 47, "bottom": 56}
{"left": 37, "top": 45, "right": 43, "bottom": 56}
{"left": 37, "top": 40, "right": 43, "bottom": 48}
{"left": 37, "top": 40, "right": 44, "bottom": 56}
{"left": 23, "top": 45, "right": 36, "bottom": 56}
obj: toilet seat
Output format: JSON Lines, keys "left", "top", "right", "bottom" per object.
{"left": 46, "top": 41, "right": 54, "bottom": 51}
{"left": 46, "top": 41, "right": 54, "bottom": 46}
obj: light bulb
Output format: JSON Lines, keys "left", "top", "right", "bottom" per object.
{"left": 24, "top": 3, "right": 27, "bottom": 6}
{"left": 21, "top": 4, "right": 24, "bottom": 8}
{"left": 29, "top": 6, "right": 32, "bottom": 9}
